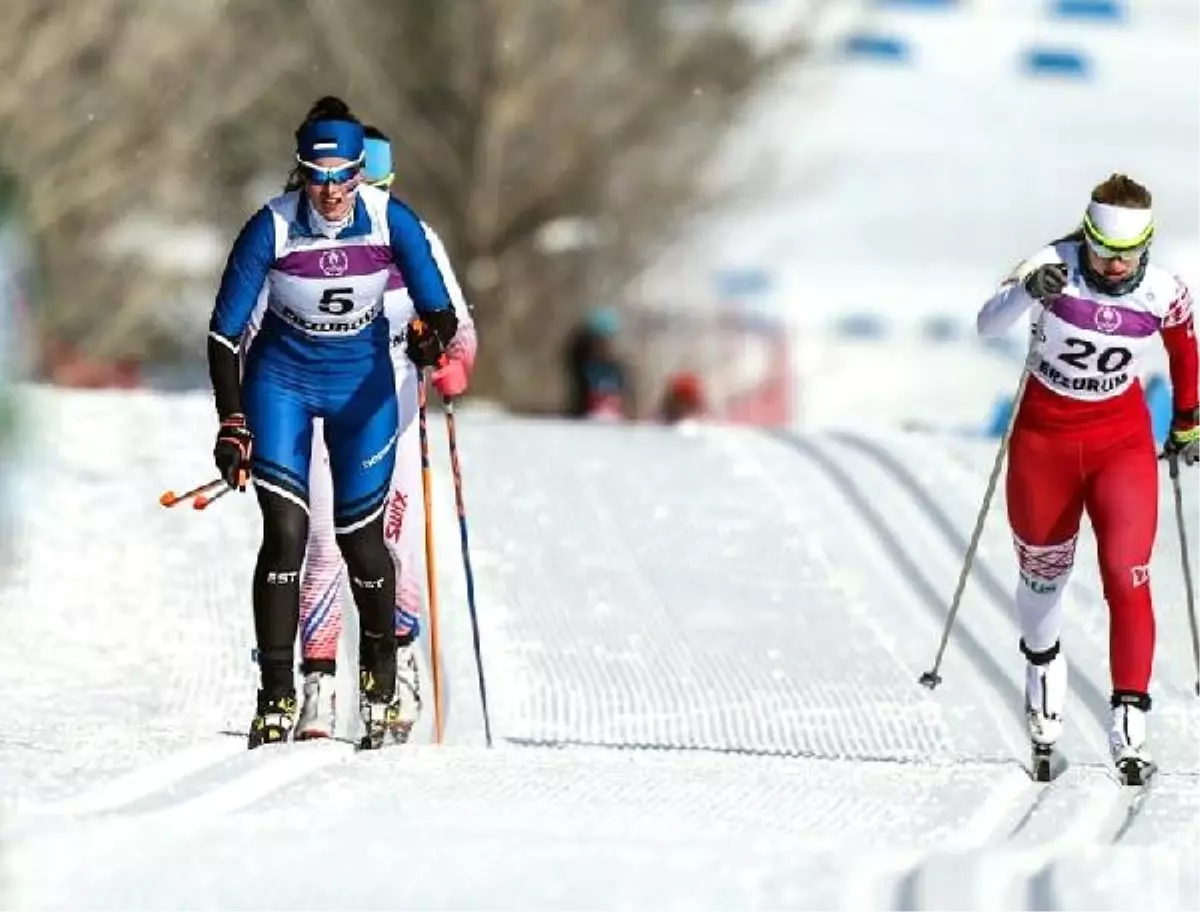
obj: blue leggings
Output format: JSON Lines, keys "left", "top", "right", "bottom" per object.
{"left": 242, "top": 349, "right": 398, "bottom": 530}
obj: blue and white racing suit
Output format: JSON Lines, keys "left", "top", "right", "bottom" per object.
{"left": 208, "top": 184, "right": 451, "bottom": 530}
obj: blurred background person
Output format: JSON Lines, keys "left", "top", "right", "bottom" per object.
{"left": 564, "top": 306, "right": 635, "bottom": 420}
{"left": 657, "top": 370, "right": 708, "bottom": 425}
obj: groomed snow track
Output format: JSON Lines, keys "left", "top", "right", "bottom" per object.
{"left": 1, "top": 389, "right": 1196, "bottom": 910}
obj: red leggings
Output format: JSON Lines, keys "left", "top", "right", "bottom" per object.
{"left": 1006, "top": 422, "right": 1158, "bottom": 694}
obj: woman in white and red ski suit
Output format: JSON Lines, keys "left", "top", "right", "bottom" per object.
{"left": 976, "top": 173, "right": 1198, "bottom": 777}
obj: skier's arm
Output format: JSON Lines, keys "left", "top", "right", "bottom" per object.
{"left": 208, "top": 207, "right": 276, "bottom": 418}
{"left": 427, "top": 227, "right": 477, "bottom": 369}
{"left": 1160, "top": 277, "right": 1199, "bottom": 419}
{"left": 386, "top": 199, "right": 451, "bottom": 318}
{"left": 976, "top": 247, "right": 1061, "bottom": 338}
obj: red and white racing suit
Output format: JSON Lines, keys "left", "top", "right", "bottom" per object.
{"left": 977, "top": 240, "right": 1198, "bottom": 698}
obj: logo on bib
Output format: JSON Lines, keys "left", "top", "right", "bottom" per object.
{"left": 1095, "top": 305, "right": 1122, "bottom": 334}
{"left": 319, "top": 249, "right": 349, "bottom": 277}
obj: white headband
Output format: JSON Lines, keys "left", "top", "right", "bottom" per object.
{"left": 1084, "top": 201, "right": 1154, "bottom": 247}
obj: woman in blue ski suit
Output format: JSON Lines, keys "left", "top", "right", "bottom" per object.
{"left": 206, "top": 96, "right": 458, "bottom": 748}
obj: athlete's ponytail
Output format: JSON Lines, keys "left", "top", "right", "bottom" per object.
{"left": 299, "top": 95, "right": 360, "bottom": 131}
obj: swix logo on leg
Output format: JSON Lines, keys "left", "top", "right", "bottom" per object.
{"left": 1131, "top": 564, "right": 1151, "bottom": 588}
{"left": 267, "top": 570, "right": 299, "bottom": 585}
{"left": 353, "top": 576, "right": 385, "bottom": 589}
{"left": 385, "top": 490, "right": 409, "bottom": 543}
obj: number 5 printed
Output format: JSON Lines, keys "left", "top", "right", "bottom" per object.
{"left": 318, "top": 287, "right": 355, "bottom": 315}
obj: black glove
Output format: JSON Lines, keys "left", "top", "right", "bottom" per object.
{"left": 406, "top": 308, "right": 459, "bottom": 369}
{"left": 1024, "top": 263, "right": 1068, "bottom": 301}
{"left": 1162, "top": 408, "right": 1200, "bottom": 467}
{"left": 213, "top": 413, "right": 253, "bottom": 490}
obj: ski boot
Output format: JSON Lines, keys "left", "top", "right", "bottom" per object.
{"left": 387, "top": 640, "right": 423, "bottom": 745}
{"left": 1022, "top": 639, "right": 1068, "bottom": 781}
{"left": 248, "top": 688, "right": 298, "bottom": 750}
{"left": 358, "top": 632, "right": 401, "bottom": 751}
{"left": 1108, "top": 691, "right": 1156, "bottom": 786}
{"left": 296, "top": 670, "right": 337, "bottom": 741}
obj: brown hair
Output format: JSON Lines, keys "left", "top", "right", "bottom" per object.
{"left": 1091, "top": 173, "right": 1152, "bottom": 209}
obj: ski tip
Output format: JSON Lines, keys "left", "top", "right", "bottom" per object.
{"left": 159, "top": 490, "right": 179, "bottom": 507}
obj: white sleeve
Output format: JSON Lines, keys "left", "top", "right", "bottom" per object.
{"left": 976, "top": 246, "right": 1060, "bottom": 339}
{"left": 423, "top": 226, "right": 473, "bottom": 331}
{"left": 422, "top": 225, "right": 477, "bottom": 367}
{"left": 238, "top": 283, "right": 269, "bottom": 363}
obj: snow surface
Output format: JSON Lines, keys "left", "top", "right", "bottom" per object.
{"left": 1, "top": 387, "right": 1197, "bottom": 910}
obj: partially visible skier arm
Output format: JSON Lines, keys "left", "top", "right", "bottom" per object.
{"left": 1159, "top": 276, "right": 1199, "bottom": 418}
{"left": 976, "top": 247, "right": 1061, "bottom": 339}
{"left": 208, "top": 207, "right": 276, "bottom": 419}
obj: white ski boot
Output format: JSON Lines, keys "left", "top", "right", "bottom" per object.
{"left": 1022, "top": 640, "right": 1068, "bottom": 781}
{"left": 296, "top": 671, "right": 337, "bottom": 741}
{"left": 1108, "top": 692, "right": 1155, "bottom": 786}
{"left": 388, "top": 643, "right": 423, "bottom": 744}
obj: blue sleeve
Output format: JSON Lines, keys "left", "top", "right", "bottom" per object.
{"left": 386, "top": 198, "right": 450, "bottom": 315}
{"left": 209, "top": 207, "right": 276, "bottom": 341}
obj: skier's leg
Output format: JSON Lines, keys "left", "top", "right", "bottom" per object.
{"left": 324, "top": 361, "right": 400, "bottom": 745}
{"left": 1006, "top": 426, "right": 1086, "bottom": 747}
{"left": 382, "top": 363, "right": 424, "bottom": 734}
{"left": 296, "top": 418, "right": 343, "bottom": 739}
{"left": 390, "top": 363, "right": 425, "bottom": 642}
{"left": 1083, "top": 428, "right": 1159, "bottom": 769}
{"left": 242, "top": 370, "right": 314, "bottom": 748}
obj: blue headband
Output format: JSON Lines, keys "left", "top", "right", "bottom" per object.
{"left": 296, "top": 119, "right": 365, "bottom": 164}
{"left": 363, "top": 137, "right": 393, "bottom": 184}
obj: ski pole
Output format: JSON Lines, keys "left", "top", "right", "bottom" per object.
{"left": 194, "top": 485, "right": 234, "bottom": 511}
{"left": 443, "top": 397, "right": 493, "bottom": 747}
{"left": 417, "top": 371, "right": 446, "bottom": 744}
{"left": 920, "top": 308, "right": 1048, "bottom": 689}
{"left": 160, "top": 477, "right": 225, "bottom": 508}
{"left": 1166, "top": 451, "right": 1200, "bottom": 697}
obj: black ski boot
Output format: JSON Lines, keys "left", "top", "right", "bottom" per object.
{"left": 358, "top": 632, "right": 401, "bottom": 751}
{"left": 248, "top": 687, "right": 298, "bottom": 750}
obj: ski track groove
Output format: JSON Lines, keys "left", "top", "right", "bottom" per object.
{"left": 828, "top": 431, "right": 1114, "bottom": 732}
{"left": 765, "top": 432, "right": 1028, "bottom": 732}
{"left": 719, "top": 429, "right": 965, "bottom": 762}
{"left": 1106, "top": 774, "right": 1160, "bottom": 844}
{"left": 764, "top": 430, "right": 1172, "bottom": 880}
{"left": 491, "top": 424, "right": 956, "bottom": 762}
{"left": 17, "top": 586, "right": 449, "bottom": 827}
{"left": 765, "top": 431, "right": 1063, "bottom": 858}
